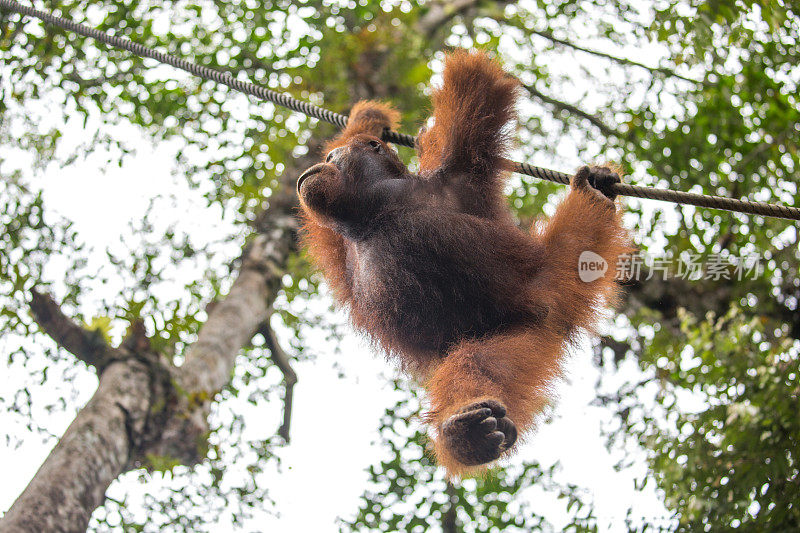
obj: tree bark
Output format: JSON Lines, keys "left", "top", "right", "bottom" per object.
{"left": 0, "top": 360, "right": 152, "bottom": 532}
{"left": 28, "top": 290, "right": 118, "bottom": 370}
{"left": 179, "top": 219, "right": 296, "bottom": 396}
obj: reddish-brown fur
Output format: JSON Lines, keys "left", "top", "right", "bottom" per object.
{"left": 296, "top": 50, "right": 631, "bottom": 476}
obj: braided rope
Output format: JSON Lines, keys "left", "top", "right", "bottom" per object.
{"left": 2, "top": 0, "right": 798, "bottom": 221}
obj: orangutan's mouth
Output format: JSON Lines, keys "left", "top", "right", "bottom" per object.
{"left": 297, "top": 163, "right": 329, "bottom": 194}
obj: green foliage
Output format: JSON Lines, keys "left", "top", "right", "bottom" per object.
{"left": 83, "top": 315, "right": 114, "bottom": 344}
{"left": 597, "top": 4, "right": 800, "bottom": 530}
{"left": 0, "top": 176, "right": 94, "bottom": 437}
{"left": 144, "top": 453, "right": 183, "bottom": 474}
{"left": 614, "top": 306, "right": 800, "bottom": 530}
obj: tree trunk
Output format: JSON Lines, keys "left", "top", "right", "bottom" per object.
{"left": 0, "top": 361, "right": 152, "bottom": 532}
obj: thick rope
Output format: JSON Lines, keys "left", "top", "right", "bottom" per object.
{"left": 2, "top": 0, "right": 798, "bottom": 221}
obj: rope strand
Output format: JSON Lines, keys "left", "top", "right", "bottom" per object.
{"left": 2, "top": 0, "right": 798, "bottom": 221}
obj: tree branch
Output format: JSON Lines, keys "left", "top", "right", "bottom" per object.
{"left": 177, "top": 219, "right": 297, "bottom": 397}
{"left": 597, "top": 335, "right": 633, "bottom": 366}
{"left": 523, "top": 83, "right": 624, "bottom": 139}
{"left": 260, "top": 319, "right": 298, "bottom": 442}
{"left": 142, "top": 150, "right": 315, "bottom": 466}
{"left": 63, "top": 65, "right": 138, "bottom": 90}
{"left": 442, "top": 481, "right": 459, "bottom": 533}
{"left": 28, "top": 289, "right": 118, "bottom": 370}
{"left": 418, "top": 0, "right": 481, "bottom": 36}
{"left": 736, "top": 122, "right": 798, "bottom": 171}
{"left": 417, "top": 0, "right": 512, "bottom": 37}
{"left": 529, "top": 29, "right": 702, "bottom": 84}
